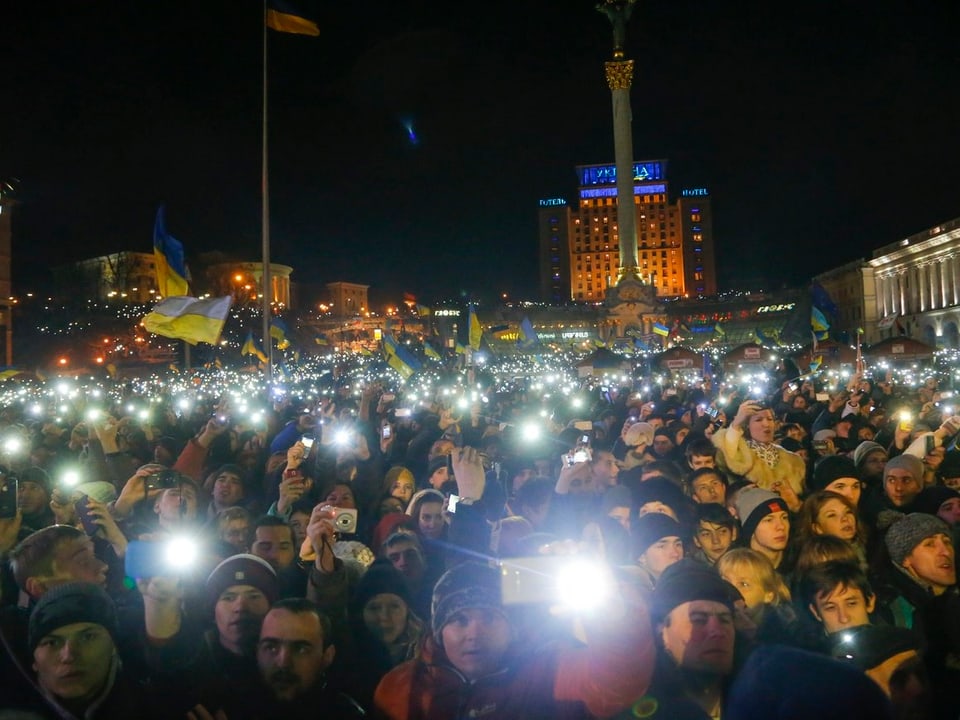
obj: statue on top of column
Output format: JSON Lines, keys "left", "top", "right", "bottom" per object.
{"left": 596, "top": 0, "right": 638, "bottom": 59}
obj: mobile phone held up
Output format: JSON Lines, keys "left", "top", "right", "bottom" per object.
{"left": 0, "top": 477, "right": 17, "bottom": 519}
{"left": 74, "top": 495, "right": 100, "bottom": 536}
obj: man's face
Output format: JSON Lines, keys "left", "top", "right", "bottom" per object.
{"left": 215, "top": 584, "right": 271, "bottom": 655}
{"left": 222, "top": 519, "right": 250, "bottom": 552}
{"left": 694, "top": 522, "right": 736, "bottom": 564}
{"left": 811, "top": 584, "right": 875, "bottom": 634}
{"left": 590, "top": 451, "right": 619, "bottom": 491}
{"left": 18, "top": 481, "right": 48, "bottom": 515}
{"left": 944, "top": 476, "right": 960, "bottom": 492}
{"left": 214, "top": 472, "right": 245, "bottom": 508}
{"left": 385, "top": 540, "right": 424, "bottom": 582}
{"left": 750, "top": 511, "right": 790, "bottom": 555}
{"left": 690, "top": 473, "right": 725, "bottom": 505}
{"left": 902, "top": 533, "right": 956, "bottom": 592}
{"left": 639, "top": 536, "right": 684, "bottom": 578}
{"left": 885, "top": 469, "right": 921, "bottom": 508}
{"left": 252, "top": 525, "right": 296, "bottom": 572}
{"left": 688, "top": 454, "right": 716, "bottom": 471}
{"left": 855, "top": 453, "right": 884, "bottom": 482}
{"left": 43, "top": 537, "right": 108, "bottom": 593}
{"left": 440, "top": 607, "right": 512, "bottom": 681}
{"left": 652, "top": 435, "right": 674, "bottom": 457}
{"left": 257, "top": 609, "right": 333, "bottom": 702}
{"left": 824, "top": 477, "right": 862, "bottom": 507}
{"left": 938, "top": 498, "right": 960, "bottom": 525}
{"left": 324, "top": 485, "right": 356, "bottom": 509}
{"left": 428, "top": 466, "right": 449, "bottom": 490}
{"left": 154, "top": 485, "right": 198, "bottom": 525}
{"left": 33, "top": 622, "right": 115, "bottom": 704}
{"left": 607, "top": 506, "right": 631, "bottom": 531}
{"left": 660, "top": 600, "right": 735, "bottom": 675}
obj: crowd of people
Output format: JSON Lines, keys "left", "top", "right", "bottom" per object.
{"left": 0, "top": 355, "right": 957, "bottom": 718}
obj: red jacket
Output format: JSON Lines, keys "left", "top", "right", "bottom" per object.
{"left": 374, "top": 606, "right": 654, "bottom": 720}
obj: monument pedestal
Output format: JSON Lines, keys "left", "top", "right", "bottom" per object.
{"left": 603, "top": 277, "right": 665, "bottom": 348}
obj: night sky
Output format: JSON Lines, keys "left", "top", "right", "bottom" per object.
{"left": 5, "top": 1, "right": 960, "bottom": 303}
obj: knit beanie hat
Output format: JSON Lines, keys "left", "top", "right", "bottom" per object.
{"left": 431, "top": 562, "right": 506, "bottom": 644}
{"left": 650, "top": 559, "right": 738, "bottom": 623}
{"left": 811, "top": 455, "right": 859, "bottom": 493}
{"left": 352, "top": 560, "right": 411, "bottom": 613}
{"left": 736, "top": 488, "right": 789, "bottom": 543}
{"left": 29, "top": 582, "right": 118, "bottom": 652}
{"left": 914, "top": 485, "right": 960, "bottom": 517}
{"left": 634, "top": 477, "right": 688, "bottom": 515}
{"left": 852, "top": 441, "right": 886, "bottom": 469}
{"left": 426, "top": 456, "right": 448, "bottom": 480}
{"left": 883, "top": 454, "right": 923, "bottom": 482}
{"left": 884, "top": 512, "right": 950, "bottom": 566}
{"left": 632, "top": 513, "right": 683, "bottom": 559}
{"left": 19, "top": 466, "right": 51, "bottom": 494}
{"left": 206, "top": 554, "right": 278, "bottom": 610}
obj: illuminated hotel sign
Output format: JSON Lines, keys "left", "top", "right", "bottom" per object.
{"left": 682, "top": 188, "right": 709, "bottom": 197}
{"left": 755, "top": 303, "right": 796, "bottom": 314}
{"left": 580, "top": 183, "right": 667, "bottom": 200}
{"left": 433, "top": 309, "right": 460, "bottom": 317}
{"left": 577, "top": 162, "right": 665, "bottom": 186}
{"left": 539, "top": 198, "right": 567, "bottom": 207}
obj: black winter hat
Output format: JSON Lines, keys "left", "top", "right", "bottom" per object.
{"left": 650, "top": 559, "right": 738, "bottom": 623}
{"left": 811, "top": 455, "right": 859, "bottom": 493}
{"left": 431, "top": 562, "right": 505, "bottom": 644}
{"left": 29, "top": 582, "right": 118, "bottom": 652}
{"left": 632, "top": 513, "right": 684, "bottom": 559}
{"left": 352, "top": 560, "right": 412, "bottom": 613}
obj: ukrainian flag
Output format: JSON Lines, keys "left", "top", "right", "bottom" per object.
{"left": 265, "top": 0, "right": 319, "bottom": 36}
{"left": 809, "top": 355, "right": 823, "bottom": 373}
{"left": 454, "top": 341, "right": 466, "bottom": 355}
{"left": 424, "top": 341, "right": 441, "bottom": 361}
{"left": 142, "top": 296, "right": 232, "bottom": 345}
{"left": 652, "top": 322, "right": 670, "bottom": 337}
{"left": 518, "top": 317, "right": 539, "bottom": 347}
{"left": 241, "top": 332, "right": 269, "bottom": 363}
{"left": 468, "top": 305, "right": 482, "bottom": 350}
{"left": 270, "top": 318, "right": 291, "bottom": 350}
{"left": 153, "top": 206, "right": 189, "bottom": 298}
{"left": 383, "top": 334, "right": 422, "bottom": 380}
{"left": 811, "top": 306, "right": 830, "bottom": 334}
{"left": 416, "top": 304, "right": 431, "bottom": 317}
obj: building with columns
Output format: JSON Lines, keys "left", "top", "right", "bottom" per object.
{"left": 869, "top": 216, "right": 960, "bottom": 348}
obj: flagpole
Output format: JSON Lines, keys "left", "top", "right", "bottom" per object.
{"left": 261, "top": 0, "right": 274, "bottom": 384}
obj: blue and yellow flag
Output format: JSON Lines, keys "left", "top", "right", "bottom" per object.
{"left": 270, "top": 318, "right": 291, "bottom": 350}
{"left": 811, "top": 306, "right": 830, "bottom": 334}
{"left": 153, "top": 206, "right": 189, "bottom": 298}
{"left": 142, "top": 296, "right": 232, "bottom": 345}
{"left": 518, "top": 317, "right": 539, "bottom": 348}
{"left": 809, "top": 355, "right": 823, "bottom": 373}
{"left": 416, "top": 304, "right": 431, "bottom": 317}
{"left": 383, "top": 334, "right": 422, "bottom": 380}
{"left": 423, "top": 341, "right": 442, "bottom": 361}
{"left": 468, "top": 305, "right": 482, "bottom": 350}
{"left": 358, "top": 346, "right": 372, "bottom": 357}
{"left": 265, "top": 0, "right": 319, "bottom": 36}
{"left": 714, "top": 323, "right": 726, "bottom": 338}
{"left": 652, "top": 322, "right": 670, "bottom": 337}
{"left": 454, "top": 341, "right": 466, "bottom": 355}
{"left": 241, "top": 331, "right": 269, "bottom": 363}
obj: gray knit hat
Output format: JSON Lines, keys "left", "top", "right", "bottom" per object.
{"left": 853, "top": 441, "right": 886, "bottom": 469}
{"left": 884, "top": 512, "right": 950, "bottom": 566}
{"left": 883, "top": 454, "right": 923, "bottom": 482}
{"left": 735, "top": 488, "right": 789, "bottom": 542}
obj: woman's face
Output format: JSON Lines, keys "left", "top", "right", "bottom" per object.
{"left": 418, "top": 501, "right": 446, "bottom": 539}
{"left": 814, "top": 498, "right": 857, "bottom": 541}
{"left": 391, "top": 474, "right": 415, "bottom": 504}
{"left": 747, "top": 410, "right": 775, "bottom": 443}
{"left": 326, "top": 484, "right": 356, "bottom": 509}
{"left": 363, "top": 593, "right": 408, "bottom": 644}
